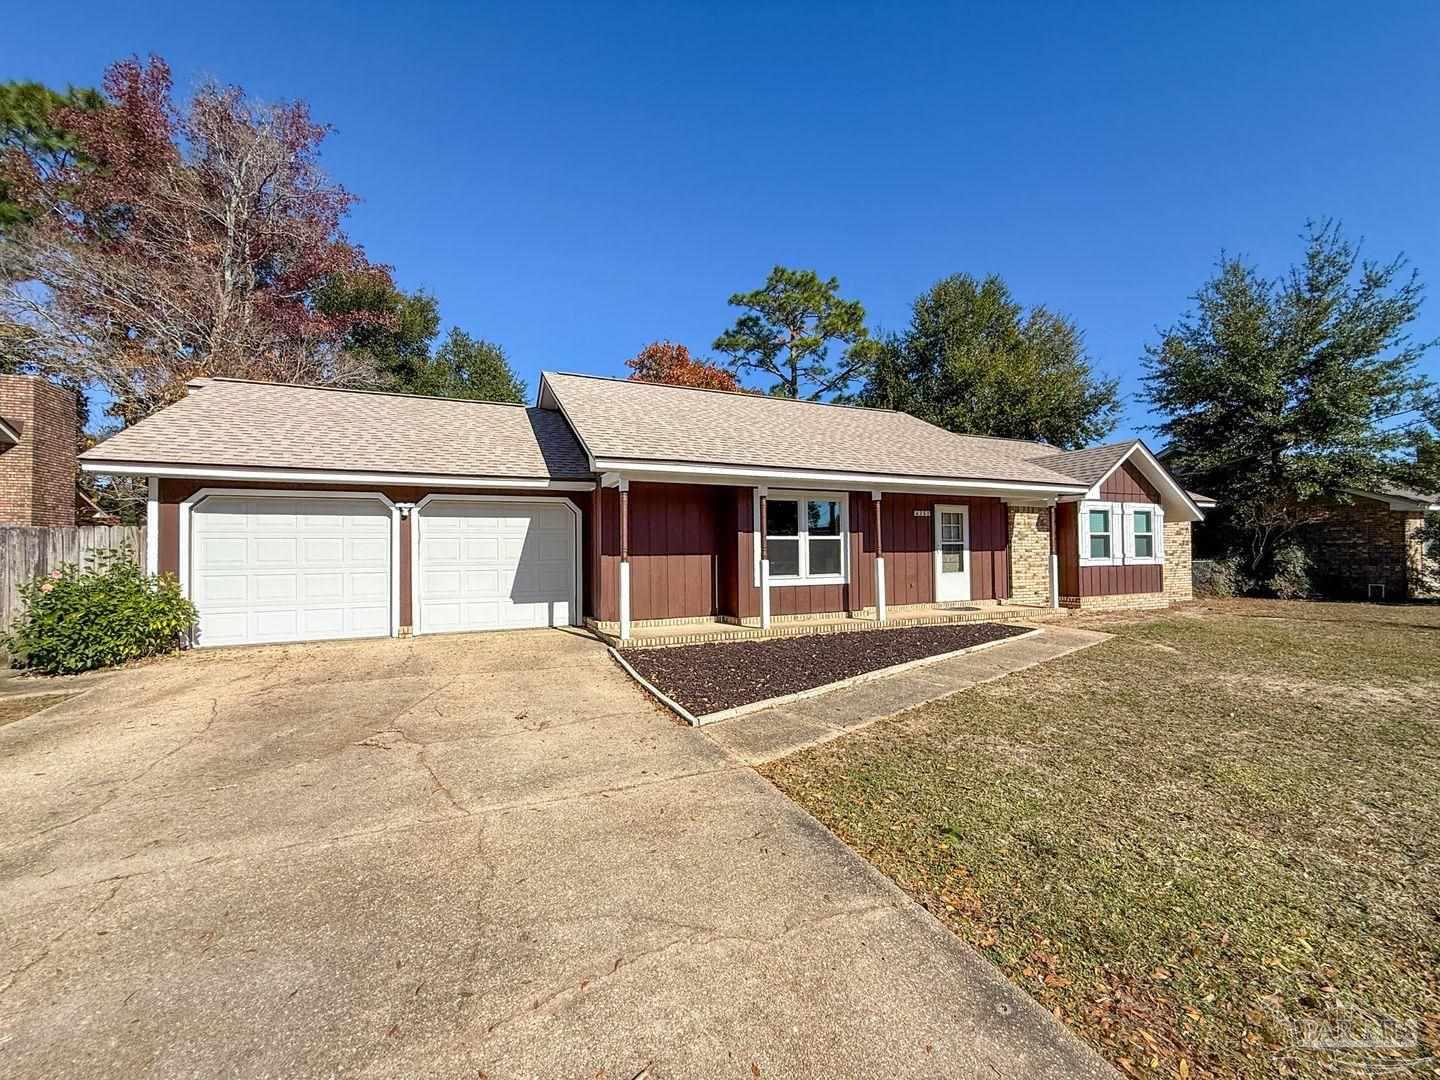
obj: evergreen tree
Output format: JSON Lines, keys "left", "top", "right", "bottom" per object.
{"left": 850, "top": 274, "right": 1119, "bottom": 449}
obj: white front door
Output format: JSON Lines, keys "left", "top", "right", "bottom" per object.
{"left": 415, "top": 500, "right": 578, "bottom": 634}
{"left": 934, "top": 504, "right": 971, "bottom": 602}
{"left": 190, "top": 495, "right": 393, "bottom": 647}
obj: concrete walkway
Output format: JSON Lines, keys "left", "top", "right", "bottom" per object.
{"left": 703, "top": 625, "right": 1111, "bottom": 764}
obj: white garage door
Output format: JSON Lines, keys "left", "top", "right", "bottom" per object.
{"left": 416, "top": 500, "right": 577, "bottom": 634}
{"left": 190, "top": 496, "right": 393, "bottom": 647}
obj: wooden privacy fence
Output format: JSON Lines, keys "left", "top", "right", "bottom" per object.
{"left": 0, "top": 525, "right": 145, "bottom": 631}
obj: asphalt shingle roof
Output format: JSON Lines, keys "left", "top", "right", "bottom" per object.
{"left": 1028, "top": 441, "right": 1139, "bottom": 487}
{"left": 80, "top": 379, "right": 591, "bottom": 480}
{"left": 541, "top": 373, "right": 1086, "bottom": 487}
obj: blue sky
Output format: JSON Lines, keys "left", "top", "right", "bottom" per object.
{"left": 8, "top": 1, "right": 1440, "bottom": 438}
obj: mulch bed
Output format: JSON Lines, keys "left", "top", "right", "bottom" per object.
{"left": 623, "top": 622, "right": 1031, "bottom": 717}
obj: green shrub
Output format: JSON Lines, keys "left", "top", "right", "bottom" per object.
{"left": 1193, "top": 557, "right": 1251, "bottom": 598}
{"left": 4, "top": 547, "right": 197, "bottom": 675}
{"left": 1264, "top": 543, "right": 1316, "bottom": 600}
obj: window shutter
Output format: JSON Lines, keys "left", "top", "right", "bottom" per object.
{"left": 1078, "top": 503, "right": 1092, "bottom": 563}
{"left": 1121, "top": 504, "right": 1136, "bottom": 561}
{"left": 1154, "top": 505, "right": 1166, "bottom": 565}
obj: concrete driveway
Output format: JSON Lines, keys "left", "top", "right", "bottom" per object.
{"left": 0, "top": 630, "right": 1112, "bottom": 1080}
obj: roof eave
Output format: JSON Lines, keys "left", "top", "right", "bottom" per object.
{"left": 589, "top": 456, "right": 1088, "bottom": 497}
{"left": 78, "top": 459, "right": 596, "bottom": 491}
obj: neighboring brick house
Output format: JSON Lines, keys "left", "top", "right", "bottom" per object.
{"left": 0, "top": 375, "right": 78, "bottom": 527}
{"left": 1302, "top": 488, "right": 1438, "bottom": 600}
{"left": 78, "top": 375, "right": 1207, "bottom": 649}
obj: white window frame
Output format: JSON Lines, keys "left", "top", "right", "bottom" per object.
{"left": 752, "top": 489, "right": 849, "bottom": 588}
{"left": 1079, "top": 500, "right": 1121, "bottom": 566}
{"left": 1123, "top": 504, "right": 1164, "bottom": 565}
{"left": 1079, "top": 499, "right": 1164, "bottom": 566}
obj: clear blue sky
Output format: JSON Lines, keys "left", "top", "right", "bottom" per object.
{"left": 8, "top": 1, "right": 1440, "bottom": 439}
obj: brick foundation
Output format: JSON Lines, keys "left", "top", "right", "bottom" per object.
{"left": 1062, "top": 591, "right": 1174, "bottom": 611}
{"left": 0, "top": 375, "right": 78, "bottom": 527}
{"left": 1006, "top": 505, "right": 1052, "bottom": 605}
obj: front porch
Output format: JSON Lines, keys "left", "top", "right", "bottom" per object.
{"left": 590, "top": 599, "right": 1074, "bottom": 649}
{"left": 590, "top": 477, "right": 1067, "bottom": 646}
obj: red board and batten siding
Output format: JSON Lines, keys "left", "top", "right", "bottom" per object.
{"left": 1100, "top": 460, "right": 1161, "bottom": 502}
{"left": 156, "top": 478, "right": 595, "bottom": 629}
{"left": 735, "top": 489, "right": 1010, "bottom": 618}
{"left": 1056, "top": 460, "right": 1164, "bottom": 598}
{"left": 593, "top": 482, "right": 726, "bottom": 623}
{"left": 599, "top": 483, "right": 1014, "bottom": 622}
{"left": 860, "top": 492, "right": 1009, "bottom": 608}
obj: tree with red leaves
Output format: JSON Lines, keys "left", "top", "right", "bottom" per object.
{"left": 625, "top": 341, "right": 741, "bottom": 391}
{"left": 0, "top": 56, "right": 392, "bottom": 424}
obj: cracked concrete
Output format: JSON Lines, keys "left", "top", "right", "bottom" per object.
{"left": 0, "top": 628, "right": 1114, "bottom": 1079}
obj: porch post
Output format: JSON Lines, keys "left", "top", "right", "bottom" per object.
{"left": 872, "top": 491, "right": 885, "bottom": 623}
{"left": 758, "top": 486, "right": 771, "bottom": 630}
{"left": 618, "top": 478, "right": 631, "bottom": 640}
{"left": 1049, "top": 502, "right": 1060, "bottom": 609}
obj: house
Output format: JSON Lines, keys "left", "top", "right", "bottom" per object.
{"left": 1304, "top": 487, "right": 1436, "bottom": 600}
{"left": 0, "top": 374, "right": 79, "bottom": 527}
{"left": 78, "top": 373, "right": 1206, "bottom": 648}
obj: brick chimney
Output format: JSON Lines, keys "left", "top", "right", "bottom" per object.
{"left": 0, "top": 375, "right": 78, "bottom": 527}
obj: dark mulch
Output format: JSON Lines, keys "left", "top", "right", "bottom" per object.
{"left": 624, "top": 622, "right": 1031, "bottom": 717}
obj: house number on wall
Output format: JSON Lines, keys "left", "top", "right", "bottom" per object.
{"left": 913, "top": 509, "right": 932, "bottom": 517}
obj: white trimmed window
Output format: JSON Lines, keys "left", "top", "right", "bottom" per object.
{"left": 1080, "top": 500, "right": 1164, "bottom": 566}
{"left": 1084, "top": 504, "right": 1115, "bottom": 562}
{"left": 1123, "top": 504, "right": 1164, "bottom": 564}
{"left": 754, "top": 490, "right": 848, "bottom": 586}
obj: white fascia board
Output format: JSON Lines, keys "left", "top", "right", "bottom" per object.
{"left": 1340, "top": 488, "right": 1439, "bottom": 512}
{"left": 79, "top": 460, "right": 596, "bottom": 491}
{"left": 591, "top": 458, "right": 1088, "bottom": 498}
{"left": 1083, "top": 441, "right": 1204, "bottom": 521}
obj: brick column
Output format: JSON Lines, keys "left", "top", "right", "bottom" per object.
{"left": 1006, "top": 504, "right": 1050, "bottom": 605}
{"left": 1402, "top": 512, "right": 1427, "bottom": 599}
{"left": 1162, "top": 520, "right": 1194, "bottom": 602}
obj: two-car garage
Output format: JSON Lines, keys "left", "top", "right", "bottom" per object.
{"left": 187, "top": 493, "right": 580, "bottom": 648}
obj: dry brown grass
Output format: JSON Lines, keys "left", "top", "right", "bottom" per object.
{"left": 764, "top": 599, "right": 1440, "bottom": 1079}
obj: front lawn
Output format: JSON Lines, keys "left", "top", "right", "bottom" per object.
{"left": 763, "top": 600, "right": 1440, "bottom": 1079}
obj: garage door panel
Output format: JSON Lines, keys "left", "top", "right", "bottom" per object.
{"left": 463, "top": 537, "right": 502, "bottom": 561}
{"left": 350, "top": 571, "right": 389, "bottom": 601}
{"left": 199, "top": 537, "right": 248, "bottom": 566}
{"left": 302, "top": 537, "right": 344, "bottom": 563}
{"left": 253, "top": 610, "right": 300, "bottom": 639}
{"left": 417, "top": 500, "right": 576, "bottom": 635}
{"left": 254, "top": 537, "right": 298, "bottom": 565}
{"left": 254, "top": 573, "right": 301, "bottom": 603}
{"left": 191, "top": 496, "right": 392, "bottom": 647}
{"left": 349, "top": 537, "right": 390, "bottom": 563}
{"left": 299, "top": 572, "right": 342, "bottom": 602}
{"left": 423, "top": 536, "right": 463, "bottom": 562}
{"left": 203, "top": 611, "right": 250, "bottom": 644}
{"left": 251, "top": 509, "right": 298, "bottom": 530}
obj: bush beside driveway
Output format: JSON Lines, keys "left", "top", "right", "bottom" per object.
{"left": 764, "top": 600, "right": 1440, "bottom": 1079}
